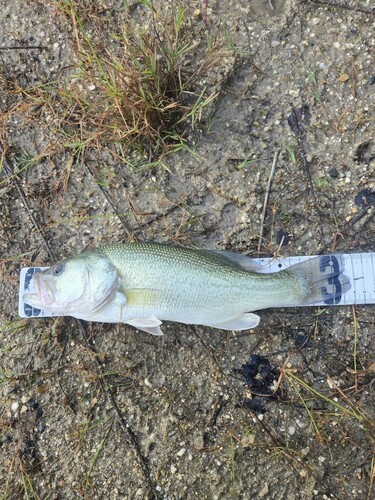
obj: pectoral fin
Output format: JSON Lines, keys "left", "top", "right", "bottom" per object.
{"left": 208, "top": 313, "right": 260, "bottom": 331}
{"left": 124, "top": 288, "right": 163, "bottom": 307}
{"left": 127, "top": 316, "right": 164, "bottom": 336}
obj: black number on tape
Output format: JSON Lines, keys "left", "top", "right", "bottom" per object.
{"left": 24, "top": 268, "right": 41, "bottom": 317}
{"left": 319, "top": 255, "right": 342, "bottom": 305}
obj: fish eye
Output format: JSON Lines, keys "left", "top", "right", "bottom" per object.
{"left": 52, "top": 263, "right": 65, "bottom": 276}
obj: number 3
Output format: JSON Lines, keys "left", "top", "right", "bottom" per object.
{"left": 319, "top": 256, "right": 342, "bottom": 305}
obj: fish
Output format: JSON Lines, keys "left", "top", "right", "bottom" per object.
{"left": 23, "top": 242, "right": 351, "bottom": 336}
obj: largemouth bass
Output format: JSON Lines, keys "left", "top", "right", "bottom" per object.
{"left": 23, "top": 243, "right": 350, "bottom": 335}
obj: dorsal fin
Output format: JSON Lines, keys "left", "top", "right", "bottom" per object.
{"left": 207, "top": 250, "right": 261, "bottom": 272}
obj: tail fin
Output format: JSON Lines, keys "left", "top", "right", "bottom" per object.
{"left": 288, "top": 255, "right": 351, "bottom": 306}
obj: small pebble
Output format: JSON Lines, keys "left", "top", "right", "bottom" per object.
{"left": 0, "top": 435, "right": 12, "bottom": 445}
{"left": 37, "top": 421, "right": 46, "bottom": 433}
{"left": 11, "top": 401, "right": 19, "bottom": 412}
{"left": 193, "top": 8, "right": 202, "bottom": 20}
{"left": 26, "top": 398, "right": 38, "bottom": 410}
{"left": 275, "top": 229, "right": 291, "bottom": 246}
{"left": 35, "top": 407, "right": 44, "bottom": 419}
{"left": 328, "top": 167, "right": 338, "bottom": 178}
{"left": 288, "top": 425, "right": 296, "bottom": 436}
{"left": 288, "top": 88, "right": 300, "bottom": 97}
{"left": 193, "top": 434, "right": 205, "bottom": 450}
{"left": 3, "top": 386, "right": 16, "bottom": 397}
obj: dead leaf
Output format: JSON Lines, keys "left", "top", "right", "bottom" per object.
{"left": 338, "top": 73, "right": 350, "bottom": 82}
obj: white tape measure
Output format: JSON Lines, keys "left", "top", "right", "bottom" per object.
{"left": 18, "top": 253, "right": 375, "bottom": 319}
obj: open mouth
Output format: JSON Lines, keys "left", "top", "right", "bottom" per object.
{"left": 23, "top": 273, "right": 57, "bottom": 309}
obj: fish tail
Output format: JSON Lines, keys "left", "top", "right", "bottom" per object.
{"left": 287, "top": 254, "right": 351, "bottom": 305}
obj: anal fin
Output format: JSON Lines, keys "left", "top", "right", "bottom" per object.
{"left": 126, "top": 316, "right": 164, "bottom": 336}
{"left": 208, "top": 313, "right": 260, "bottom": 331}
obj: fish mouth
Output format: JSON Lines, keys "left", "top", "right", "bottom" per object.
{"left": 23, "top": 273, "right": 58, "bottom": 310}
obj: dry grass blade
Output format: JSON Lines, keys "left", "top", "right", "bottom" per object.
{"left": 257, "top": 149, "right": 280, "bottom": 254}
{"left": 368, "top": 455, "right": 375, "bottom": 500}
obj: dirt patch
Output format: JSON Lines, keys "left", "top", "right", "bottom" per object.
{"left": 0, "top": 1, "right": 374, "bottom": 498}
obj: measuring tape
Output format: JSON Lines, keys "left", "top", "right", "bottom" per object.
{"left": 18, "top": 253, "right": 375, "bottom": 319}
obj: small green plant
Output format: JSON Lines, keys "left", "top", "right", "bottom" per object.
{"left": 305, "top": 67, "right": 323, "bottom": 103}
{"left": 284, "top": 144, "right": 297, "bottom": 163}
{"left": 236, "top": 157, "right": 257, "bottom": 170}
{"left": 0, "top": 150, "right": 48, "bottom": 189}
{"left": 306, "top": 68, "right": 318, "bottom": 86}
{"left": 314, "top": 177, "right": 327, "bottom": 190}
{"left": 20, "top": 467, "right": 38, "bottom": 500}
{"left": 82, "top": 421, "right": 113, "bottom": 489}
{"left": 14, "top": 150, "right": 39, "bottom": 172}
{"left": 229, "top": 436, "right": 238, "bottom": 499}
{"left": 41, "top": 0, "right": 234, "bottom": 166}
{"left": 0, "top": 368, "right": 12, "bottom": 385}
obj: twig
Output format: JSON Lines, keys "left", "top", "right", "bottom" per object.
{"left": 0, "top": 46, "right": 47, "bottom": 50}
{"left": 257, "top": 149, "right": 280, "bottom": 254}
{"left": 368, "top": 455, "right": 375, "bottom": 500}
{"left": 287, "top": 106, "right": 325, "bottom": 241}
{"left": 352, "top": 305, "right": 359, "bottom": 392}
{"left": 57, "top": 320, "right": 159, "bottom": 496}
{"left": 132, "top": 203, "right": 181, "bottom": 233}
{"left": 303, "top": 0, "right": 375, "bottom": 15}
{"left": 85, "top": 163, "right": 132, "bottom": 237}
{"left": 204, "top": 0, "right": 209, "bottom": 26}
{"left": 348, "top": 206, "right": 370, "bottom": 226}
